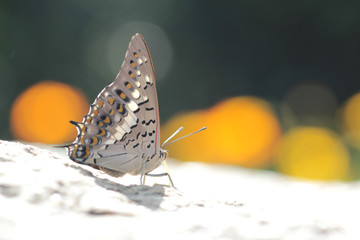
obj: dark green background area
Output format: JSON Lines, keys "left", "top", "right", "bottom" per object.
{"left": 1, "top": 0, "right": 360, "bottom": 140}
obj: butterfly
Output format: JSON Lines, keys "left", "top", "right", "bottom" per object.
{"left": 65, "top": 33, "right": 172, "bottom": 185}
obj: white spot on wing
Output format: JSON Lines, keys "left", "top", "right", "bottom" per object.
{"left": 124, "top": 113, "right": 137, "bottom": 128}
{"left": 135, "top": 80, "right": 141, "bottom": 88}
{"left": 104, "top": 139, "right": 114, "bottom": 144}
{"left": 145, "top": 75, "right": 150, "bottom": 83}
{"left": 132, "top": 89, "right": 140, "bottom": 99}
{"left": 114, "top": 113, "right": 121, "bottom": 122}
{"left": 115, "top": 125, "right": 126, "bottom": 139}
{"left": 121, "top": 121, "right": 130, "bottom": 133}
{"left": 127, "top": 100, "right": 139, "bottom": 112}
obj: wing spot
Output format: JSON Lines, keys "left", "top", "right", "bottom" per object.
{"left": 145, "top": 119, "right": 156, "bottom": 126}
{"left": 101, "top": 115, "right": 111, "bottom": 124}
{"left": 133, "top": 143, "right": 139, "bottom": 148}
{"left": 130, "top": 60, "right": 136, "bottom": 67}
{"left": 84, "top": 116, "right": 92, "bottom": 124}
{"left": 98, "top": 100, "right": 104, "bottom": 108}
{"left": 97, "top": 128, "right": 107, "bottom": 137}
{"left": 125, "top": 82, "right": 132, "bottom": 89}
{"left": 108, "top": 98, "right": 115, "bottom": 105}
{"left": 129, "top": 71, "right": 135, "bottom": 79}
{"left": 115, "top": 89, "right": 130, "bottom": 103}
{"left": 73, "top": 145, "right": 91, "bottom": 160}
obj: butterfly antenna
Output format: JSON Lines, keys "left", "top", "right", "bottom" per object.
{"left": 162, "top": 127, "right": 207, "bottom": 148}
{"left": 161, "top": 127, "right": 184, "bottom": 148}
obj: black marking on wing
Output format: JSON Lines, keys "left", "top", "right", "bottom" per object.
{"left": 138, "top": 98, "right": 149, "bottom": 106}
{"left": 120, "top": 134, "right": 127, "bottom": 142}
{"left": 145, "top": 119, "right": 156, "bottom": 126}
{"left": 136, "top": 132, "right": 141, "bottom": 139}
{"left": 133, "top": 143, "right": 139, "bottom": 148}
{"left": 145, "top": 107, "right": 154, "bottom": 111}
{"left": 99, "top": 153, "right": 131, "bottom": 160}
{"left": 141, "top": 132, "right": 147, "bottom": 137}
{"left": 98, "top": 152, "right": 128, "bottom": 158}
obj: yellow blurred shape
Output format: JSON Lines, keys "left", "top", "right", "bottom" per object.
{"left": 206, "top": 97, "right": 281, "bottom": 167}
{"left": 162, "top": 96, "right": 281, "bottom": 167}
{"left": 10, "top": 81, "right": 89, "bottom": 144}
{"left": 342, "top": 93, "right": 360, "bottom": 148}
{"left": 276, "top": 127, "right": 349, "bottom": 180}
{"left": 161, "top": 110, "right": 212, "bottom": 163}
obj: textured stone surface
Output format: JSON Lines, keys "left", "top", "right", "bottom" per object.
{"left": 0, "top": 140, "right": 359, "bottom": 240}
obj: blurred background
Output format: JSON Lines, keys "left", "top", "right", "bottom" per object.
{"left": 2, "top": 0, "right": 360, "bottom": 181}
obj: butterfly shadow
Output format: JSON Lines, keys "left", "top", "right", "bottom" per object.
{"left": 72, "top": 165, "right": 167, "bottom": 210}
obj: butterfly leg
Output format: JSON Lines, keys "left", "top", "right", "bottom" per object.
{"left": 140, "top": 162, "right": 147, "bottom": 185}
{"left": 145, "top": 172, "right": 176, "bottom": 188}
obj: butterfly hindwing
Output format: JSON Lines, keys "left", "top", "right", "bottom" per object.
{"left": 67, "top": 33, "right": 161, "bottom": 176}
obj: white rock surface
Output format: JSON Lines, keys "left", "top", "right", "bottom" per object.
{"left": 0, "top": 140, "right": 359, "bottom": 240}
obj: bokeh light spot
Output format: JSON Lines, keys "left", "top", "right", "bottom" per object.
{"left": 162, "top": 96, "right": 282, "bottom": 167}
{"left": 10, "top": 81, "right": 89, "bottom": 144}
{"left": 107, "top": 21, "right": 173, "bottom": 82}
{"left": 276, "top": 127, "right": 349, "bottom": 180}
{"left": 206, "top": 97, "right": 282, "bottom": 167}
{"left": 161, "top": 110, "right": 211, "bottom": 163}
{"left": 342, "top": 93, "right": 360, "bottom": 149}
{"left": 283, "top": 81, "right": 338, "bottom": 124}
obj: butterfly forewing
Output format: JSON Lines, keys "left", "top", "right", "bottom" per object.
{"left": 67, "top": 33, "right": 161, "bottom": 176}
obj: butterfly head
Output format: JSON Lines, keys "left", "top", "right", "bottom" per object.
{"left": 159, "top": 148, "right": 169, "bottom": 161}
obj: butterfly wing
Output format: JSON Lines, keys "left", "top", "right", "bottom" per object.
{"left": 66, "top": 33, "right": 161, "bottom": 176}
